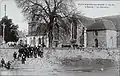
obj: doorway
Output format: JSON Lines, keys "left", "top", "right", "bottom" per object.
{"left": 95, "top": 38, "right": 98, "bottom": 47}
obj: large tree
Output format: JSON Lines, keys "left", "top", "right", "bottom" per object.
{"left": 15, "top": 0, "right": 82, "bottom": 47}
{"left": 0, "top": 16, "right": 19, "bottom": 43}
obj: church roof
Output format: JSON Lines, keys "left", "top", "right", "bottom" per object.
{"left": 101, "top": 15, "right": 120, "bottom": 31}
{"left": 87, "top": 19, "right": 116, "bottom": 31}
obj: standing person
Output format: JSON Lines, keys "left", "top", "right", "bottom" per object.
{"left": 30, "top": 47, "right": 32, "bottom": 57}
{"left": 6, "top": 61, "right": 11, "bottom": 69}
{"left": 13, "top": 52, "right": 17, "bottom": 60}
{"left": 23, "top": 47, "right": 27, "bottom": 57}
{"left": 37, "top": 46, "right": 42, "bottom": 57}
{"left": 29, "top": 47, "right": 32, "bottom": 58}
{"left": 37, "top": 46, "right": 41, "bottom": 57}
{"left": 21, "top": 55, "right": 26, "bottom": 64}
{"left": 26, "top": 47, "right": 29, "bottom": 58}
{"left": 31, "top": 47, "right": 34, "bottom": 57}
{"left": 1, "top": 58, "right": 5, "bottom": 67}
{"left": 34, "top": 47, "right": 37, "bottom": 58}
{"left": 18, "top": 47, "right": 23, "bottom": 60}
{"left": 28, "top": 46, "right": 31, "bottom": 58}
{"left": 40, "top": 47, "right": 44, "bottom": 58}
{"left": 22, "top": 56, "right": 25, "bottom": 64}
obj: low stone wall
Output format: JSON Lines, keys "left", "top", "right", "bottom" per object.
{"left": 44, "top": 48, "right": 119, "bottom": 70}
{"left": 45, "top": 48, "right": 120, "bottom": 61}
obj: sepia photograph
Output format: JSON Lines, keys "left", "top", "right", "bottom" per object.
{"left": 0, "top": 0, "right": 120, "bottom": 76}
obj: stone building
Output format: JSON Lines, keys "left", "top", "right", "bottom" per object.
{"left": 27, "top": 21, "right": 48, "bottom": 47}
{"left": 86, "top": 19, "right": 117, "bottom": 48}
{"left": 26, "top": 15, "right": 120, "bottom": 48}
{"left": 98, "top": 15, "right": 120, "bottom": 48}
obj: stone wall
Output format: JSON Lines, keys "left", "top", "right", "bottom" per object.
{"left": 46, "top": 48, "right": 119, "bottom": 61}
{"left": 87, "top": 30, "right": 106, "bottom": 48}
{"left": 87, "top": 30, "right": 117, "bottom": 48}
{"left": 106, "top": 30, "right": 117, "bottom": 48}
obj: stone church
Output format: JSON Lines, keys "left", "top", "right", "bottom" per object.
{"left": 26, "top": 15, "right": 120, "bottom": 48}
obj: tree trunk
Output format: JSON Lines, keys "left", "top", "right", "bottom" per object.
{"left": 48, "top": 16, "right": 54, "bottom": 48}
{"left": 48, "top": 21, "right": 53, "bottom": 48}
{"left": 48, "top": 30, "right": 53, "bottom": 48}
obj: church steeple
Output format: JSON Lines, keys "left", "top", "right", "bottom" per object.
{"left": 2, "top": 4, "right": 7, "bottom": 44}
{"left": 4, "top": 5, "right": 6, "bottom": 16}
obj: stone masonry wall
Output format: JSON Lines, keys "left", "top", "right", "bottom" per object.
{"left": 87, "top": 30, "right": 106, "bottom": 48}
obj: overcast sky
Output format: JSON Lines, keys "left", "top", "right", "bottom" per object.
{"left": 0, "top": 0, "right": 120, "bottom": 31}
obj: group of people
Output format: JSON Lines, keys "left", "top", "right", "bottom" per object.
{"left": 17, "top": 46, "right": 44, "bottom": 64}
{"left": 0, "top": 45, "right": 44, "bottom": 69}
{"left": 0, "top": 58, "right": 11, "bottom": 69}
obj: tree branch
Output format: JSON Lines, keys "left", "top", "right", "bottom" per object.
{"left": 29, "top": 0, "right": 49, "bottom": 15}
{"left": 36, "top": 14, "right": 49, "bottom": 24}
{"left": 44, "top": 0, "right": 51, "bottom": 13}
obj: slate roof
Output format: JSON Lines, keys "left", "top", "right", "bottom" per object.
{"left": 87, "top": 19, "right": 116, "bottom": 31}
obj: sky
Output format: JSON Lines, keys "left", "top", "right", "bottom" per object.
{"left": 0, "top": 0, "right": 120, "bottom": 31}
{"left": 0, "top": 0, "right": 28, "bottom": 31}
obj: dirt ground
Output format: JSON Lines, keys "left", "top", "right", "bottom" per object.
{"left": 0, "top": 48, "right": 119, "bottom": 76}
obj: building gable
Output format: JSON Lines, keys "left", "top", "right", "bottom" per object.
{"left": 87, "top": 19, "right": 116, "bottom": 31}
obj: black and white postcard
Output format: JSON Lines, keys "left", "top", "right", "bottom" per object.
{"left": 0, "top": 0, "right": 120, "bottom": 76}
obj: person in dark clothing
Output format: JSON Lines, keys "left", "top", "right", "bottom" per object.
{"left": 37, "top": 46, "right": 43, "bottom": 58}
{"left": 1, "top": 58, "right": 5, "bottom": 67}
{"left": 40, "top": 51, "right": 43, "bottom": 58}
{"left": 30, "top": 49, "right": 33, "bottom": 58}
{"left": 18, "top": 48, "right": 23, "bottom": 57}
{"left": 37, "top": 47, "right": 41, "bottom": 57}
{"left": 33, "top": 47, "right": 37, "bottom": 58}
{"left": 13, "top": 52, "right": 17, "bottom": 60}
{"left": 18, "top": 53, "right": 21, "bottom": 61}
{"left": 38, "top": 50, "right": 41, "bottom": 57}
{"left": 31, "top": 47, "right": 34, "bottom": 58}
{"left": 6, "top": 61, "right": 11, "bottom": 69}
{"left": 21, "top": 55, "right": 26, "bottom": 64}
{"left": 23, "top": 48, "right": 27, "bottom": 57}
{"left": 28, "top": 46, "right": 31, "bottom": 58}
{"left": 18, "top": 48, "right": 22, "bottom": 60}
{"left": 40, "top": 47, "right": 44, "bottom": 58}
{"left": 24, "top": 47, "right": 28, "bottom": 58}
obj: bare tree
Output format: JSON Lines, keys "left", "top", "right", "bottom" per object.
{"left": 15, "top": 0, "right": 82, "bottom": 47}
